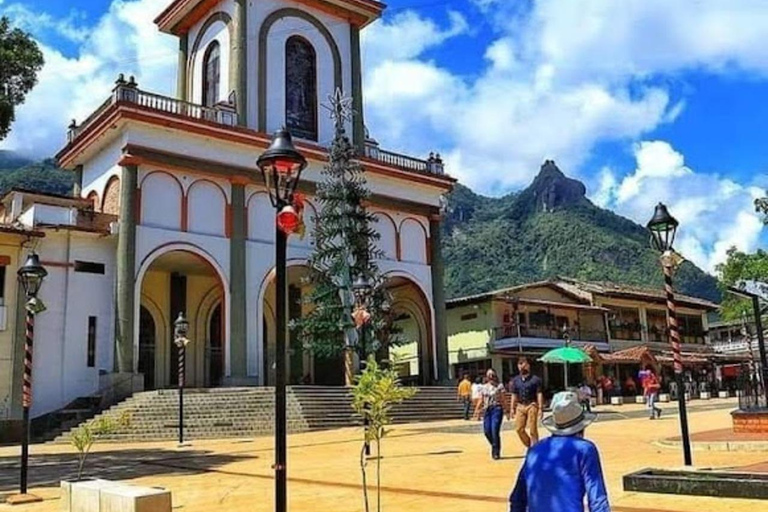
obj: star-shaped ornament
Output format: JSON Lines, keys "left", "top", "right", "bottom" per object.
{"left": 322, "top": 88, "right": 355, "bottom": 125}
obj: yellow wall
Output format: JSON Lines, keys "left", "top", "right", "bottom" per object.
{"left": 0, "top": 240, "right": 22, "bottom": 420}
{"left": 446, "top": 302, "right": 493, "bottom": 366}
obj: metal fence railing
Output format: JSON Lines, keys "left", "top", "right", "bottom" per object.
{"left": 737, "top": 363, "right": 767, "bottom": 410}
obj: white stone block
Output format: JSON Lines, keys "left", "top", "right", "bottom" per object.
{"left": 610, "top": 396, "right": 623, "bottom": 405}
{"left": 67, "top": 479, "right": 116, "bottom": 512}
{"left": 719, "top": 391, "right": 729, "bottom": 399}
{"left": 100, "top": 485, "right": 171, "bottom": 512}
{"left": 700, "top": 391, "right": 711, "bottom": 400}
{"left": 659, "top": 394, "right": 670, "bottom": 403}
{"left": 589, "top": 397, "right": 597, "bottom": 407}
{"left": 635, "top": 395, "right": 646, "bottom": 404}
{"left": 685, "top": 393, "right": 691, "bottom": 401}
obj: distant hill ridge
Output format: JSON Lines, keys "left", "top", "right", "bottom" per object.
{"left": 442, "top": 161, "right": 720, "bottom": 302}
{"left": 0, "top": 152, "right": 720, "bottom": 302}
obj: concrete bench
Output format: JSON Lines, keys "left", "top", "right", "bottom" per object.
{"left": 658, "top": 394, "right": 670, "bottom": 403}
{"left": 635, "top": 395, "right": 646, "bottom": 404}
{"left": 610, "top": 396, "right": 623, "bottom": 405}
{"left": 62, "top": 480, "right": 170, "bottom": 512}
{"left": 700, "top": 391, "right": 711, "bottom": 400}
{"left": 718, "top": 391, "right": 729, "bottom": 399}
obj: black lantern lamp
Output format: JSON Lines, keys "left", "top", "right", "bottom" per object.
{"left": 174, "top": 312, "right": 189, "bottom": 341}
{"left": 352, "top": 275, "right": 373, "bottom": 306}
{"left": 647, "top": 202, "right": 679, "bottom": 253}
{"left": 18, "top": 253, "right": 47, "bottom": 298}
{"left": 256, "top": 128, "right": 308, "bottom": 207}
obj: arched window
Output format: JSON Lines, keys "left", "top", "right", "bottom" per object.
{"left": 285, "top": 36, "right": 317, "bottom": 141}
{"left": 202, "top": 41, "right": 220, "bottom": 107}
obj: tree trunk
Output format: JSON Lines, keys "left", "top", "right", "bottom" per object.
{"left": 360, "top": 442, "right": 370, "bottom": 512}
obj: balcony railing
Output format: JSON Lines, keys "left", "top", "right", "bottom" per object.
{"left": 493, "top": 325, "right": 607, "bottom": 343}
{"left": 68, "top": 75, "right": 238, "bottom": 142}
{"left": 67, "top": 75, "right": 446, "bottom": 177}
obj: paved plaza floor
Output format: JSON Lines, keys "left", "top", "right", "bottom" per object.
{"left": 0, "top": 398, "right": 766, "bottom": 512}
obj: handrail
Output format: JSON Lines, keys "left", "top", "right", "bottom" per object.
{"left": 493, "top": 325, "right": 608, "bottom": 343}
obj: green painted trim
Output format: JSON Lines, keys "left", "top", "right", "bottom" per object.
{"left": 229, "top": 183, "right": 247, "bottom": 377}
{"left": 116, "top": 164, "right": 137, "bottom": 373}
{"left": 188, "top": 12, "right": 234, "bottom": 103}
{"left": 350, "top": 26, "right": 365, "bottom": 152}
{"left": 177, "top": 34, "right": 188, "bottom": 101}
{"left": 234, "top": 0, "right": 247, "bottom": 126}
{"left": 73, "top": 164, "right": 83, "bottom": 197}
{"left": 430, "top": 217, "right": 449, "bottom": 382}
{"left": 258, "top": 8, "right": 343, "bottom": 132}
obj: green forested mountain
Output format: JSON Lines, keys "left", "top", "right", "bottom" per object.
{"left": 443, "top": 161, "right": 721, "bottom": 302}
{"left": 0, "top": 154, "right": 73, "bottom": 196}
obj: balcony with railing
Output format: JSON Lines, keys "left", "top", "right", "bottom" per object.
{"left": 65, "top": 75, "right": 445, "bottom": 177}
{"left": 492, "top": 324, "right": 608, "bottom": 343}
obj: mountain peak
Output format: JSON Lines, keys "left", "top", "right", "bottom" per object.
{"left": 528, "top": 160, "right": 587, "bottom": 212}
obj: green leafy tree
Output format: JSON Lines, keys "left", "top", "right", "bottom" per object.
{"left": 0, "top": 17, "right": 44, "bottom": 140}
{"left": 294, "top": 92, "right": 400, "bottom": 364}
{"left": 0, "top": 158, "right": 73, "bottom": 195}
{"left": 351, "top": 356, "right": 417, "bottom": 512}
{"left": 715, "top": 246, "right": 768, "bottom": 320}
{"left": 70, "top": 412, "right": 130, "bottom": 480}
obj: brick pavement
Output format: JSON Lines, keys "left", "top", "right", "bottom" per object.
{"left": 0, "top": 401, "right": 766, "bottom": 512}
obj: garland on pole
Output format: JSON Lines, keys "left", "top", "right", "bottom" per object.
{"left": 292, "top": 89, "right": 401, "bottom": 360}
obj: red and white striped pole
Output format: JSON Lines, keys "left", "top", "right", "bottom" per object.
{"left": 663, "top": 261, "right": 692, "bottom": 466}
{"left": 19, "top": 307, "right": 35, "bottom": 494}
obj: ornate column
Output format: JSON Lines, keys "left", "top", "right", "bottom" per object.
{"left": 429, "top": 215, "right": 449, "bottom": 382}
{"left": 229, "top": 182, "right": 248, "bottom": 380}
{"left": 177, "top": 34, "right": 188, "bottom": 101}
{"left": 115, "top": 159, "right": 138, "bottom": 373}
{"left": 233, "top": 0, "right": 247, "bottom": 125}
{"left": 350, "top": 25, "right": 365, "bottom": 152}
{"left": 72, "top": 165, "right": 83, "bottom": 197}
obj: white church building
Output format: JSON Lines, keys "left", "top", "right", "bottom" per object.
{"left": 0, "top": 0, "right": 454, "bottom": 437}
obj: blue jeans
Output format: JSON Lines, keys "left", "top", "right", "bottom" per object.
{"left": 462, "top": 397, "right": 472, "bottom": 420}
{"left": 483, "top": 405, "right": 504, "bottom": 458}
{"left": 647, "top": 392, "right": 660, "bottom": 417}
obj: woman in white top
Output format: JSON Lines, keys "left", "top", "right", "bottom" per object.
{"left": 470, "top": 376, "right": 483, "bottom": 420}
{"left": 480, "top": 368, "right": 509, "bottom": 460}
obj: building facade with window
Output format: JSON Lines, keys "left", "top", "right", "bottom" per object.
{"left": 446, "top": 279, "right": 717, "bottom": 390}
{"left": 0, "top": 0, "right": 455, "bottom": 435}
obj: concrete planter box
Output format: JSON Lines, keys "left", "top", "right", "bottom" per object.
{"left": 719, "top": 391, "right": 730, "bottom": 399}
{"left": 700, "top": 392, "right": 711, "bottom": 400}
{"left": 685, "top": 393, "right": 691, "bottom": 401}
{"left": 635, "top": 396, "right": 646, "bottom": 404}
{"left": 610, "top": 396, "right": 624, "bottom": 405}
{"left": 624, "top": 468, "right": 768, "bottom": 499}
{"left": 659, "top": 394, "right": 670, "bottom": 403}
{"left": 61, "top": 479, "right": 171, "bottom": 512}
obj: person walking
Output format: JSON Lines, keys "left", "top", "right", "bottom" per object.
{"left": 509, "top": 391, "right": 611, "bottom": 512}
{"left": 578, "top": 382, "right": 593, "bottom": 412}
{"left": 643, "top": 365, "right": 662, "bottom": 419}
{"left": 480, "top": 368, "right": 509, "bottom": 460}
{"left": 510, "top": 357, "right": 544, "bottom": 448}
{"left": 457, "top": 372, "right": 473, "bottom": 420}
{"left": 471, "top": 376, "right": 483, "bottom": 420}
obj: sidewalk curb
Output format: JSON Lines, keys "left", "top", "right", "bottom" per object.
{"left": 654, "top": 439, "right": 768, "bottom": 452}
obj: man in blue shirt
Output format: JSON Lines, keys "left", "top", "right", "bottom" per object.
{"left": 509, "top": 391, "right": 611, "bottom": 512}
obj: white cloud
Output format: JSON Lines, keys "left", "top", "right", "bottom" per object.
{"left": 0, "top": 0, "right": 176, "bottom": 157}
{"left": 360, "top": 0, "right": 768, "bottom": 193}
{"left": 593, "top": 141, "right": 764, "bottom": 272}
{"left": 0, "top": 2, "right": 90, "bottom": 43}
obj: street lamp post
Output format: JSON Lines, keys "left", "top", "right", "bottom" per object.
{"left": 647, "top": 202, "right": 692, "bottom": 466}
{"left": 16, "top": 253, "right": 47, "bottom": 499}
{"left": 352, "top": 275, "right": 373, "bottom": 456}
{"left": 174, "top": 312, "right": 190, "bottom": 445}
{"left": 256, "top": 128, "right": 307, "bottom": 512}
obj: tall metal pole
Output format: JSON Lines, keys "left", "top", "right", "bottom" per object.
{"left": 19, "top": 307, "right": 34, "bottom": 494}
{"left": 663, "top": 263, "right": 693, "bottom": 466}
{"left": 178, "top": 342, "right": 185, "bottom": 445}
{"left": 275, "top": 224, "right": 288, "bottom": 512}
{"left": 359, "top": 319, "right": 370, "bottom": 456}
{"left": 751, "top": 295, "right": 768, "bottom": 407}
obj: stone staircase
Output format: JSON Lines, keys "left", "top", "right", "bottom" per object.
{"left": 52, "top": 386, "right": 464, "bottom": 443}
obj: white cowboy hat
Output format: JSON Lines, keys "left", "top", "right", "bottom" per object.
{"left": 542, "top": 391, "right": 597, "bottom": 436}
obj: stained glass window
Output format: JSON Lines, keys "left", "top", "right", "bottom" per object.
{"left": 203, "top": 41, "right": 220, "bottom": 107}
{"left": 285, "top": 36, "right": 317, "bottom": 140}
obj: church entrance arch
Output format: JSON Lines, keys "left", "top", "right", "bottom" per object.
{"left": 136, "top": 245, "right": 228, "bottom": 388}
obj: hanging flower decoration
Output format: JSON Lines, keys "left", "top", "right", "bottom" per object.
{"left": 352, "top": 306, "right": 371, "bottom": 328}
{"left": 276, "top": 193, "right": 307, "bottom": 236}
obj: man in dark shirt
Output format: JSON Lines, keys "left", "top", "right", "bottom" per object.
{"left": 510, "top": 357, "right": 544, "bottom": 448}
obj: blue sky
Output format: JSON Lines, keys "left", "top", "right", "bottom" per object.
{"left": 1, "top": 0, "right": 767, "bottom": 272}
